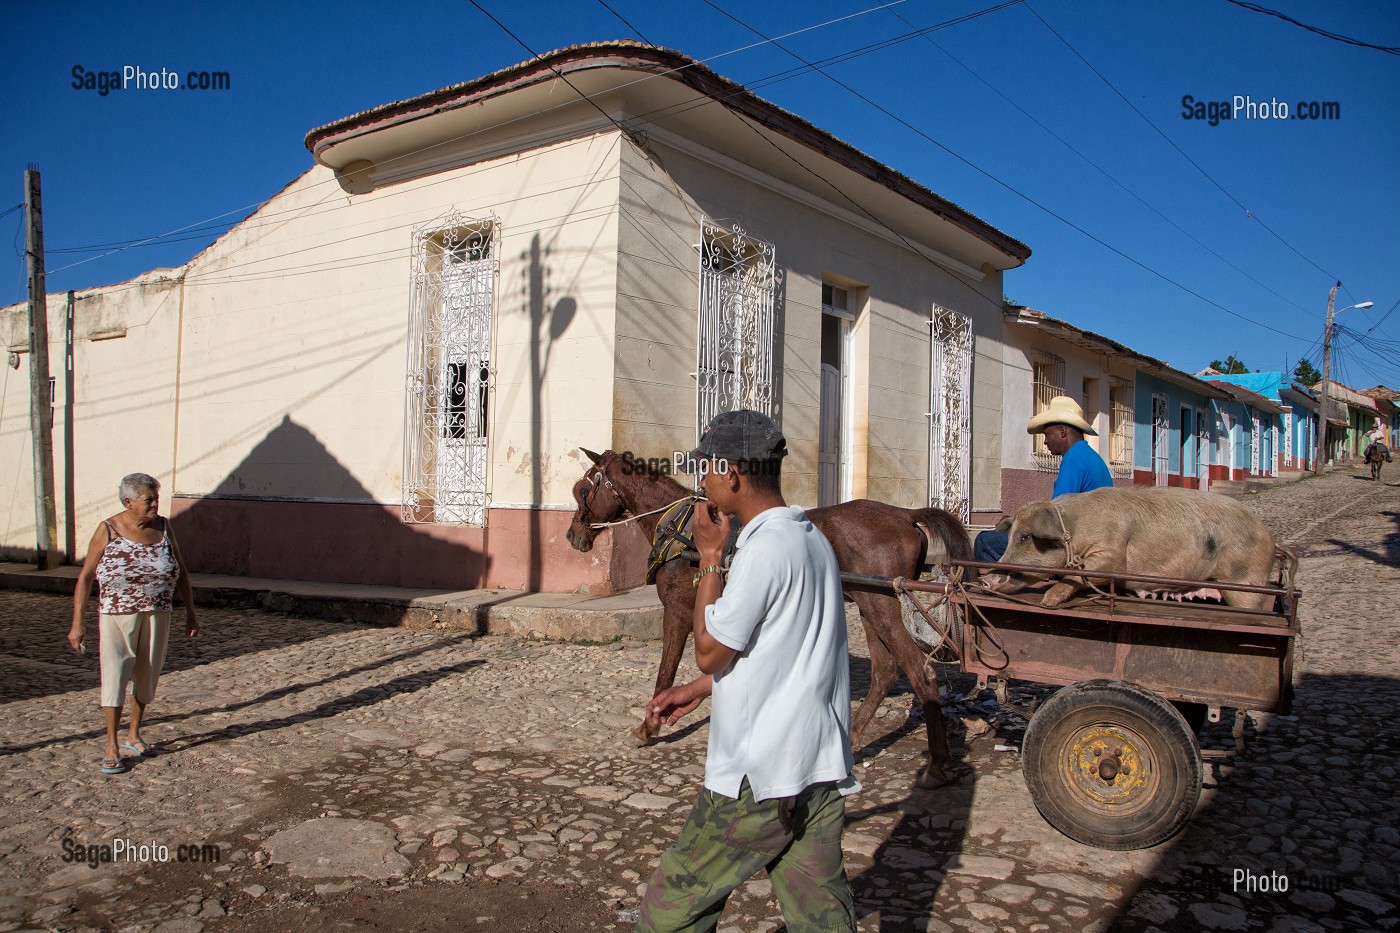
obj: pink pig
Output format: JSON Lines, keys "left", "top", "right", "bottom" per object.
{"left": 981, "top": 487, "right": 1278, "bottom": 611}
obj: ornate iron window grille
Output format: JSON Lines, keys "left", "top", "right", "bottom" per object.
{"left": 928, "top": 306, "right": 972, "bottom": 523}
{"left": 1250, "top": 412, "right": 1262, "bottom": 475}
{"left": 1196, "top": 408, "right": 1210, "bottom": 485}
{"left": 1032, "top": 352, "right": 1066, "bottom": 471}
{"left": 696, "top": 221, "right": 777, "bottom": 435}
{"left": 403, "top": 213, "right": 497, "bottom": 525}
{"left": 1109, "top": 380, "right": 1134, "bottom": 477}
{"left": 1152, "top": 394, "right": 1170, "bottom": 486}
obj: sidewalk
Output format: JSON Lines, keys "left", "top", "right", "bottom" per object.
{"left": 0, "top": 562, "right": 664, "bottom": 641}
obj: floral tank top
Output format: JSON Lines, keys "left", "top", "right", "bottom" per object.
{"left": 95, "top": 520, "right": 179, "bottom": 614}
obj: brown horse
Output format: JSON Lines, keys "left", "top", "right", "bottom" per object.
{"left": 565, "top": 448, "right": 972, "bottom": 788}
{"left": 1365, "top": 442, "right": 1389, "bottom": 481}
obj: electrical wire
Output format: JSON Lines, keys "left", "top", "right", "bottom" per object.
{"left": 49, "top": 220, "right": 242, "bottom": 253}
{"left": 1224, "top": 0, "right": 1400, "bottom": 56}
{"left": 40, "top": 0, "right": 930, "bottom": 279}
{"left": 1361, "top": 297, "right": 1400, "bottom": 336}
{"left": 698, "top": 0, "right": 1299, "bottom": 339}
{"left": 34, "top": 1, "right": 1384, "bottom": 375}
{"left": 1023, "top": 3, "right": 1343, "bottom": 285}
{"left": 594, "top": 0, "right": 656, "bottom": 46}
{"left": 882, "top": 5, "right": 1315, "bottom": 320}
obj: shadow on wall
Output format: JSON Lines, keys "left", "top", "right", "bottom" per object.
{"left": 171, "top": 415, "right": 489, "bottom": 589}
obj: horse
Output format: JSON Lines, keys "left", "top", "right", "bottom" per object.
{"left": 1364, "top": 442, "right": 1389, "bottom": 481}
{"left": 565, "top": 448, "right": 972, "bottom": 788}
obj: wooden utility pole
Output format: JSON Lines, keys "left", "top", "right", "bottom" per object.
{"left": 25, "top": 166, "right": 59, "bottom": 569}
{"left": 1315, "top": 283, "right": 1337, "bottom": 474}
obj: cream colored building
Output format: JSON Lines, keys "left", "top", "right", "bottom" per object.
{"left": 1, "top": 42, "right": 1028, "bottom": 593}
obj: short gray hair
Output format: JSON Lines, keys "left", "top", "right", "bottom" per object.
{"left": 119, "top": 473, "right": 160, "bottom": 504}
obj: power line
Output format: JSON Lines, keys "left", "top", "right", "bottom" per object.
{"left": 1362, "top": 297, "right": 1400, "bottom": 336}
{"left": 1023, "top": 3, "right": 1344, "bottom": 286}
{"left": 699, "top": 0, "right": 1300, "bottom": 339}
{"left": 42, "top": 1, "right": 921, "bottom": 281}
{"left": 466, "top": 0, "right": 635, "bottom": 141}
{"left": 594, "top": 0, "right": 656, "bottom": 46}
{"left": 883, "top": 5, "right": 1314, "bottom": 320}
{"left": 1224, "top": 0, "right": 1400, "bottom": 56}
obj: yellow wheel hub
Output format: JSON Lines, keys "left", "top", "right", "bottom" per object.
{"left": 1061, "top": 723, "right": 1157, "bottom": 814}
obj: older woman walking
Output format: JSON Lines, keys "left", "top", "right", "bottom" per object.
{"left": 68, "top": 473, "right": 198, "bottom": 774}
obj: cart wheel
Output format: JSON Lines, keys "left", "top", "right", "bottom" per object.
{"left": 1022, "top": 679, "right": 1202, "bottom": 850}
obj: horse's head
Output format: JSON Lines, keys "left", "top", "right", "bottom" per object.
{"left": 566, "top": 448, "right": 629, "bottom": 552}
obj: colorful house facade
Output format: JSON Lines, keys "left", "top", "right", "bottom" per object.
{"left": 1202, "top": 372, "right": 1319, "bottom": 474}
{"left": 999, "top": 307, "right": 1230, "bottom": 517}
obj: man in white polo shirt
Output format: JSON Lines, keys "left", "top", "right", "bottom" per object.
{"left": 638, "top": 410, "right": 857, "bottom": 933}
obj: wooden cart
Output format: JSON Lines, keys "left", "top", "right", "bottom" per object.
{"left": 865, "top": 551, "right": 1300, "bottom": 850}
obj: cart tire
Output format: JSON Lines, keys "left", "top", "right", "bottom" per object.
{"left": 1022, "top": 679, "right": 1202, "bottom": 850}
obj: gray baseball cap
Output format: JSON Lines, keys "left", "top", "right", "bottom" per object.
{"left": 689, "top": 410, "right": 788, "bottom": 462}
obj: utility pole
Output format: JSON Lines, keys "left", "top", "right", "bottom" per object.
{"left": 1314, "top": 283, "right": 1337, "bottom": 474}
{"left": 25, "top": 166, "right": 59, "bottom": 569}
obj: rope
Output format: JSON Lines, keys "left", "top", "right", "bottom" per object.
{"left": 947, "top": 574, "right": 1012, "bottom": 671}
{"left": 589, "top": 494, "right": 699, "bottom": 529}
{"left": 1050, "top": 503, "right": 1084, "bottom": 570}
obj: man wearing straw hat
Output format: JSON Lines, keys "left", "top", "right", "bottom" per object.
{"left": 973, "top": 395, "right": 1113, "bottom": 563}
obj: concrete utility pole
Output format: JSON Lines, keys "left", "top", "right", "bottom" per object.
{"left": 25, "top": 166, "right": 59, "bottom": 569}
{"left": 1315, "top": 284, "right": 1337, "bottom": 474}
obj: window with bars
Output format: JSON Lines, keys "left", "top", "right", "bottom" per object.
{"left": 1109, "top": 380, "right": 1134, "bottom": 476}
{"left": 403, "top": 214, "right": 496, "bottom": 525}
{"left": 1282, "top": 410, "right": 1294, "bottom": 466}
{"left": 1151, "top": 394, "right": 1170, "bottom": 486}
{"left": 929, "top": 306, "right": 972, "bottom": 522}
{"left": 696, "top": 221, "right": 777, "bottom": 434}
{"left": 1032, "top": 353, "right": 1066, "bottom": 470}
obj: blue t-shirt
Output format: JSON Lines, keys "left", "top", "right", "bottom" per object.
{"left": 1053, "top": 439, "right": 1114, "bottom": 498}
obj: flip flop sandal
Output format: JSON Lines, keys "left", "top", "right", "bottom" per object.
{"left": 121, "top": 740, "right": 155, "bottom": 757}
{"left": 100, "top": 758, "right": 125, "bottom": 774}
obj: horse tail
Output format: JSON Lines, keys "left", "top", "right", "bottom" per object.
{"left": 909, "top": 507, "right": 972, "bottom": 568}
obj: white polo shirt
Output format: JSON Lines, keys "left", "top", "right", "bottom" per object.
{"left": 703, "top": 506, "right": 856, "bottom": 802}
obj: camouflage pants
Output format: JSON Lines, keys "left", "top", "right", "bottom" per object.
{"left": 638, "top": 779, "right": 856, "bottom": 933}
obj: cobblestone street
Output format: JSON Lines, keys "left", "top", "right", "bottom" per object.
{"left": 2, "top": 469, "right": 1397, "bottom": 932}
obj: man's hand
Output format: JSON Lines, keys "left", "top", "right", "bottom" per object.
{"left": 645, "top": 675, "right": 713, "bottom": 727}
{"left": 692, "top": 501, "right": 730, "bottom": 564}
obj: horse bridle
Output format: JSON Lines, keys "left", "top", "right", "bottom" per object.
{"left": 578, "top": 464, "right": 625, "bottom": 528}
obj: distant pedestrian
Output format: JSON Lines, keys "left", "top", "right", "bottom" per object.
{"left": 69, "top": 473, "right": 198, "bottom": 774}
{"left": 974, "top": 396, "right": 1114, "bottom": 563}
{"left": 1365, "top": 420, "right": 1391, "bottom": 463}
{"left": 639, "top": 410, "right": 857, "bottom": 932}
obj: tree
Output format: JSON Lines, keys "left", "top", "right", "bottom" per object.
{"left": 1293, "top": 357, "right": 1321, "bottom": 386}
{"left": 1208, "top": 354, "right": 1250, "bottom": 374}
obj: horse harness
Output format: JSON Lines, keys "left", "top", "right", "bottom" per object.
{"left": 646, "top": 496, "right": 741, "bottom": 585}
{"left": 577, "top": 467, "right": 624, "bottom": 529}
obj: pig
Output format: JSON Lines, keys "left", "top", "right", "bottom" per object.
{"left": 980, "top": 487, "right": 1277, "bottom": 610}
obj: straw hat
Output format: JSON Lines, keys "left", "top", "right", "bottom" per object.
{"left": 1026, "top": 396, "right": 1097, "bottom": 435}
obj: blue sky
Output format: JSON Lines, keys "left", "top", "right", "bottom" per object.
{"left": 3, "top": 0, "right": 1397, "bottom": 386}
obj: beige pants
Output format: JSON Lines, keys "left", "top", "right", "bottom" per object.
{"left": 99, "top": 611, "right": 171, "bottom": 707}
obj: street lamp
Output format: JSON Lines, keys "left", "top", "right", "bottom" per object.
{"left": 1314, "top": 284, "right": 1373, "bottom": 472}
